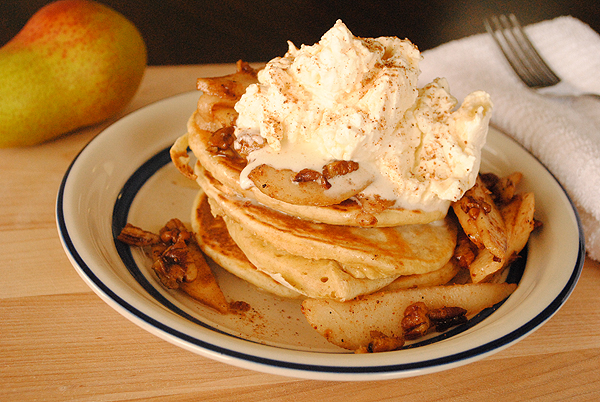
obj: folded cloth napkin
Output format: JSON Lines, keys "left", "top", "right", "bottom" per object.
{"left": 418, "top": 16, "right": 600, "bottom": 261}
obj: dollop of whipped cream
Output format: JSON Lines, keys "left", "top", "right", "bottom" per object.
{"left": 234, "top": 20, "right": 492, "bottom": 212}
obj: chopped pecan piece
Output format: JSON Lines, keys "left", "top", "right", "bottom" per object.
{"left": 159, "top": 218, "right": 192, "bottom": 244}
{"left": 428, "top": 307, "right": 468, "bottom": 332}
{"left": 291, "top": 160, "right": 361, "bottom": 190}
{"left": 150, "top": 243, "right": 167, "bottom": 261}
{"left": 461, "top": 196, "right": 492, "bottom": 219}
{"left": 479, "top": 172, "right": 500, "bottom": 190}
{"left": 152, "top": 257, "right": 186, "bottom": 289}
{"left": 154, "top": 221, "right": 198, "bottom": 288}
{"left": 454, "top": 228, "right": 479, "bottom": 269}
{"left": 401, "top": 302, "right": 431, "bottom": 340}
{"left": 118, "top": 219, "right": 198, "bottom": 289}
{"left": 117, "top": 219, "right": 231, "bottom": 314}
{"left": 293, "top": 168, "right": 332, "bottom": 189}
{"left": 402, "top": 302, "right": 468, "bottom": 340}
{"left": 117, "top": 223, "right": 161, "bottom": 246}
{"left": 481, "top": 172, "right": 523, "bottom": 206}
{"left": 161, "top": 236, "right": 188, "bottom": 264}
{"left": 293, "top": 168, "right": 322, "bottom": 183}
{"left": 207, "top": 126, "right": 236, "bottom": 154}
{"left": 322, "top": 160, "right": 359, "bottom": 180}
{"left": 355, "top": 193, "right": 396, "bottom": 214}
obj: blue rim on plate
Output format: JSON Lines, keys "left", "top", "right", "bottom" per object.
{"left": 56, "top": 91, "right": 585, "bottom": 380}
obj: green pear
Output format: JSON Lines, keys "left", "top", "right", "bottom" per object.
{"left": 0, "top": 0, "right": 147, "bottom": 147}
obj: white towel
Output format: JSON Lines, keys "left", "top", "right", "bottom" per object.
{"left": 418, "top": 16, "right": 600, "bottom": 261}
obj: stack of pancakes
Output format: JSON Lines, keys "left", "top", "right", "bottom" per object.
{"left": 171, "top": 62, "right": 461, "bottom": 302}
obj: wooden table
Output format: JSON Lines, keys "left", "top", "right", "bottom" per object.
{"left": 2, "top": 65, "right": 600, "bottom": 401}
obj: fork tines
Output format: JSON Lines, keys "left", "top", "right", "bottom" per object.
{"left": 484, "top": 14, "right": 561, "bottom": 88}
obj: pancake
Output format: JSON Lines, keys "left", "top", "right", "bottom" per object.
{"left": 381, "top": 259, "right": 460, "bottom": 291}
{"left": 222, "top": 214, "right": 397, "bottom": 301}
{"left": 182, "top": 109, "right": 446, "bottom": 227}
{"left": 197, "top": 164, "right": 458, "bottom": 280}
{"left": 194, "top": 185, "right": 459, "bottom": 301}
{"left": 191, "top": 190, "right": 302, "bottom": 299}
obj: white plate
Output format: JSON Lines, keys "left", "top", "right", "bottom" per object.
{"left": 57, "top": 91, "right": 584, "bottom": 381}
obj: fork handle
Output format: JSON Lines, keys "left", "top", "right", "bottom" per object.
{"left": 537, "top": 81, "right": 599, "bottom": 98}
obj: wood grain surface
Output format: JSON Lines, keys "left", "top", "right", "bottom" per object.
{"left": 2, "top": 65, "right": 599, "bottom": 402}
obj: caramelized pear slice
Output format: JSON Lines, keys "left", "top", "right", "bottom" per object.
{"left": 452, "top": 176, "right": 507, "bottom": 259}
{"left": 248, "top": 164, "right": 373, "bottom": 207}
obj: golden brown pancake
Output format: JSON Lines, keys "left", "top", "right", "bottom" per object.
{"left": 197, "top": 164, "right": 458, "bottom": 280}
{"left": 193, "top": 186, "right": 458, "bottom": 301}
{"left": 222, "top": 214, "right": 397, "bottom": 301}
{"left": 191, "top": 190, "right": 302, "bottom": 299}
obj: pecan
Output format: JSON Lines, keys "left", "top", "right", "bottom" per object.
{"left": 118, "top": 219, "right": 198, "bottom": 289}
{"left": 480, "top": 172, "right": 500, "bottom": 189}
{"left": 293, "top": 168, "right": 322, "bottom": 183}
{"left": 401, "top": 302, "right": 431, "bottom": 340}
{"left": 355, "top": 193, "right": 395, "bottom": 214}
{"left": 402, "top": 303, "right": 468, "bottom": 340}
{"left": 462, "top": 196, "right": 491, "bottom": 219}
{"left": 427, "top": 306, "right": 467, "bottom": 321}
{"left": 153, "top": 236, "right": 198, "bottom": 289}
{"left": 482, "top": 172, "right": 524, "bottom": 206}
{"left": 161, "top": 237, "right": 189, "bottom": 266}
{"left": 454, "top": 228, "right": 479, "bottom": 269}
{"left": 293, "top": 168, "right": 332, "bottom": 189}
{"left": 428, "top": 307, "right": 468, "bottom": 332}
{"left": 207, "top": 126, "right": 236, "bottom": 154}
{"left": 159, "top": 218, "right": 192, "bottom": 244}
{"left": 152, "top": 258, "right": 185, "bottom": 289}
{"left": 117, "top": 223, "right": 161, "bottom": 246}
{"left": 291, "top": 160, "right": 359, "bottom": 190}
{"left": 150, "top": 243, "right": 167, "bottom": 261}
{"left": 322, "top": 160, "right": 359, "bottom": 180}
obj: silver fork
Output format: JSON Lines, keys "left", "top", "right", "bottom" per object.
{"left": 484, "top": 14, "right": 591, "bottom": 97}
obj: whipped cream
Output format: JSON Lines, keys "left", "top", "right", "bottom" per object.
{"left": 234, "top": 20, "right": 492, "bottom": 212}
